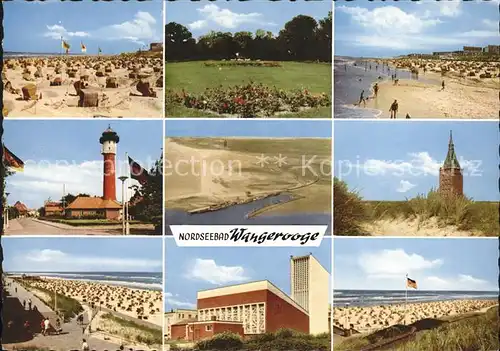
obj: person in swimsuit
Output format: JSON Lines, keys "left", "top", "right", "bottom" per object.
{"left": 374, "top": 83, "right": 379, "bottom": 97}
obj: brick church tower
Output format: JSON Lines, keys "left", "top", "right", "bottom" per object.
{"left": 439, "top": 131, "right": 463, "bottom": 197}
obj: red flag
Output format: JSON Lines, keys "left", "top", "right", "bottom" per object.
{"left": 128, "top": 156, "right": 148, "bottom": 185}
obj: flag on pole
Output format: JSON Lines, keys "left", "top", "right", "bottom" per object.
{"left": 98, "top": 47, "right": 102, "bottom": 54}
{"left": 3, "top": 145, "right": 25, "bottom": 172}
{"left": 128, "top": 156, "right": 149, "bottom": 185}
{"left": 81, "top": 42, "right": 87, "bottom": 53}
{"left": 62, "top": 40, "right": 70, "bottom": 54}
{"left": 406, "top": 276, "right": 417, "bottom": 289}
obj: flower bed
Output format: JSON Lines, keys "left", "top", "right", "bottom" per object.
{"left": 204, "top": 60, "right": 282, "bottom": 67}
{"left": 166, "top": 82, "right": 331, "bottom": 118}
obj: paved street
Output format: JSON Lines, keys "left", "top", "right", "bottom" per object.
{"left": 3, "top": 279, "right": 125, "bottom": 351}
{"left": 5, "top": 218, "right": 118, "bottom": 235}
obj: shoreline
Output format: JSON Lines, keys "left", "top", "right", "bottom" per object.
{"left": 338, "top": 57, "right": 498, "bottom": 119}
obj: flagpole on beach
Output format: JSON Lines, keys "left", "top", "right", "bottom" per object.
{"left": 405, "top": 273, "right": 408, "bottom": 326}
{"left": 125, "top": 152, "right": 130, "bottom": 235}
{"left": 60, "top": 36, "right": 63, "bottom": 57}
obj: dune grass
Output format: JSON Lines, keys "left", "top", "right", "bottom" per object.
{"left": 165, "top": 61, "right": 331, "bottom": 118}
{"left": 102, "top": 312, "right": 162, "bottom": 345}
{"left": 194, "top": 329, "right": 330, "bottom": 351}
{"left": 395, "top": 306, "right": 499, "bottom": 351}
{"left": 334, "top": 177, "right": 499, "bottom": 236}
{"left": 335, "top": 307, "right": 499, "bottom": 351}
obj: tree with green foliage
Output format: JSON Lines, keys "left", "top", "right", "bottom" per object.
{"left": 129, "top": 154, "right": 163, "bottom": 233}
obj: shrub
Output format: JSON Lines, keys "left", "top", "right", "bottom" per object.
{"left": 195, "top": 331, "right": 243, "bottom": 350}
{"left": 204, "top": 60, "right": 282, "bottom": 68}
{"left": 166, "top": 81, "right": 331, "bottom": 118}
{"left": 333, "top": 177, "right": 368, "bottom": 235}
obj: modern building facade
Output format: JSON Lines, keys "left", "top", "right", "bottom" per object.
{"left": 291, "top": 254, "right": 330, "bottom": 335}
{"left": 168, "top": 254, "right": 330, "bottom": 342}
{"left": 439, "top": 131, "right": 463, "bottom": 197}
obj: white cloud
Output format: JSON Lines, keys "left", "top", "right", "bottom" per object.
{"left": 358, "top": 249, "right": 443, "bottom": 279}
{"left": 438, "top": 1, "right": 462, "bottom": 17}
{"left": 188, "top": 4, "right": 275, "bottom": 31}
{"left": 355, "top": 152, "right": 480, "bottom": 179}
{"left": 425, "top": 274, "right": 494, "bottom": 290}
{"left": 16, "top": 249, "right": 162, "bottom": 272}
{"left": 43, "top": 11, "right": 159, "bottom": 47}
{"left": 396, "top": 180, "right": 417, "bottom": 193}
{"left": 482, "top": 19, "right": 498, "bottom": 30}
{"left": 164, "top": 292, "right": 196, "bottom": 309}
{"left": 458, "top": 30, "right": 499, "bottom": 38}
{"left": 186, "top": 258, "right": 250, "bottom": 285}
{"left": 44, "top": 24, "right": 90, "bottom": 40}
{"left": 337, "top": 6, "right": 441, "bottom": 35}
{"left": 189, "top": 20, "right": 208, "bottom": 31}
{"left": 96, "top": 11, "right": 158, "bottom": 45}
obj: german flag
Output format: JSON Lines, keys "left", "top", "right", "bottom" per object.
{"left": 406, "top": 277, "right": 417, "bottom": 289}
{"left": 81, "top": 42, "right": 87, "bottom": 53}
{"left": 128, "top": 156, "right": 149, "bottom": 185}
{"left": 62, "top": 40, "right": 70, "bottom": 51}
{"left": 3, "top": 145, "right": 24, "bottom": 172}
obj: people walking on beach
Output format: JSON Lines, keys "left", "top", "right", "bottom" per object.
{"left": 374, "top": 83, "right": 379, "bottom": 97}
{"left": 389, "top": 100, "right": 399, "bottom": 119}
{"left": 41, "top": 319, "right": 46, "bottom": 335}
{"left": 28, "top": 299, "right": 32, "bottom": 310}
{"left": 441, "top": 80, "right": 445, "bottom": 90}
{"left": 15, "top": 287, "right": 18, "bottom": 293}
{"left": 23, "top": 299, "right": 26, "bottom": 309}
{"left": 44, "top": 317, "right": 50, "bottom": 335}
{"left": 359, "top": 90, "right": 366, "bottom": 107}
{"left": 82, "top": 339, "right": 90, "bottom": 351}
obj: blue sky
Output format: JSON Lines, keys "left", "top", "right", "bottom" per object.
{"left": 335, "top": 1, "right": 500, "bottom": 57}
{"left": 166, "top": 1, "right": 331, "bottom": 37}
{"left": 166, "top": 120, "right": 332, "bottom": 138}
{"left": 4, "top": 120, "right": 163, "bottom": 209}
{"left": 164, "top": 238, "right": 331, "bottom": 309}
{"left": 334, "top": 238, "right": 498, "bottom": 291}
{"left": 4, "top": 1, "right": 162, "bottom": 54}
{"left": 334, "top": 121, "right": 498, "bottom": 201}
{"left": 2, "top": 237, "right": 162, "bottom": 273}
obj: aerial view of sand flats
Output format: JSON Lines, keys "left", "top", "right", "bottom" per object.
{"left": 333, "top": 299, "right": 497, "bottom": 335}
{"left": 165, "top": 137, "right": 331, "bottom": 218}
{"left": 21, "top": 277, "right": 163, "bottom": 327}
{"left": 365, "top": 58, "right": 499, "bottom": 119}
{"left": 3, "top": 54, "right": 163, "bottom": 118}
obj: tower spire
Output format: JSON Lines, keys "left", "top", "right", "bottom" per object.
{"left": 443, "top": 130, "right": 460, "bottom": 170}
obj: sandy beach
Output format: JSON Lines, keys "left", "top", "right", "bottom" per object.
{"left": 3, "top": 54, "right": 163, "bottom": 118}
{"left": 364, "top": 58, "right": 498, "bottom": 119}
{"left": 333, "top": 299, "right": 497, "bottom": 334}
{"left": 165, "top": 137, "right": 331, "bottom": 215}
{"left": 19, "top": 276, "right": 163, "bottom": 327}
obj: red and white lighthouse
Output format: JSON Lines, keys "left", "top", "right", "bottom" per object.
{"left": 99, "top": 126, "right": 120, "bottom": 201}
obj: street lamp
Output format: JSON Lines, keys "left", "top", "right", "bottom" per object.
{"left": 5, "top": 192, "right": 10, "bottom": 229}
{"left": 118, "top": 176, "right": 128, "bottom": 235}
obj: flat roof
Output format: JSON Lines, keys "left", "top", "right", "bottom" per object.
{"left": 197, "top": 280, "right": 308, "bottom": 315}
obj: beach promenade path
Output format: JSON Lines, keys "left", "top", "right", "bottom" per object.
{"left": 3, "top": 279, "right": 127, "bottom": 351}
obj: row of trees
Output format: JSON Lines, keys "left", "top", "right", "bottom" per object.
{"left": 166, "top": 13, "right": 332, "bottom": 62}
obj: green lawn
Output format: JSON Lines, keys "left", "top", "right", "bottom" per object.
{"left": 165, "top": 61, "right": 332, "bottom": 118}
